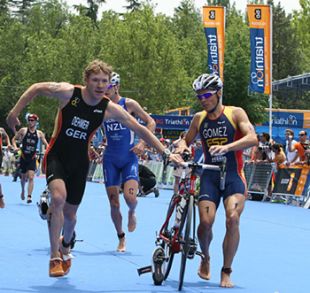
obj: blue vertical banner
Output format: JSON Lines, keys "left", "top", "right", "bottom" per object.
{"left": 203, "top": 6, "right": 225, "bottom": 81}
{"left": 249, "top": 28, "right": 265, "bottom": 93}
{"left": 248, "top": 5, "right": 272, "bottom": 94}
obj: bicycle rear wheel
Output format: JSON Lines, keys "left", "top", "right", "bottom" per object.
{"left": 178, "top": 195, "right": 194, "bottom": 291}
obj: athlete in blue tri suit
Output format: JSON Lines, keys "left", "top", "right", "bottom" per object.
{"left": 103, "top": 72, "right": 156, "bottom": 252}
{"left": 176, "top": 73, "right": 257, "bottom": 288}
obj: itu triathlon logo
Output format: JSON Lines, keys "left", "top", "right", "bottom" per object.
{"left": 207, "top": 33, "right": 219, "bottom": 74}
{"left": 250, "top": 36, "right": 264, "bottom": 90}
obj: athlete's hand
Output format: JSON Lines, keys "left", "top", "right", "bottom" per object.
{"left": 6, "top": 111, "right": 20, "bottom": 134}
{"left": 209, "top": 145, "right": 229, "bottom": 156}
{"left": 168, "top": 153, "right": 183, "bottom": 165}
{"left": 130, "top": 141, "right": 145, "bottom": 156}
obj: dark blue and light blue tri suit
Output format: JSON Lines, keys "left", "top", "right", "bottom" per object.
{"left": 102, "top": 97, "right": 139, "bottom": 187}
{"left": 198, "top": 106, "right": 247, "bottom": 208}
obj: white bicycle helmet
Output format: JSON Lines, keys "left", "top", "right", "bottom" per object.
{"left": 192, "top": 73, "right": 223, "bottom": 92}
{"left": 110, "top": 72, "right": 120, "bottom": 86}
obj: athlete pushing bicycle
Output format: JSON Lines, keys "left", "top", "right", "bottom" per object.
{"left": 176, "top": 73, "right": 258, "bottom": 288}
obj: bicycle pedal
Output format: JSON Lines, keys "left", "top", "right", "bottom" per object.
{"left": 153, "top": 247, "right": 165, "bottom": 264}
{"left": 137, "top": 265, "right": 152, "bottom": 275}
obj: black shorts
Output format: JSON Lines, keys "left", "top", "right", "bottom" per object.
{"left": 45, "top": 153, "right": 89, "bottom": 205}
{"left": 20, "top": 157, "right": 36, "bottom": 174}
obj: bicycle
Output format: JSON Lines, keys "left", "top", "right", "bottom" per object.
{"left": 138, "top": 158, "right": 226, "bottom": 291}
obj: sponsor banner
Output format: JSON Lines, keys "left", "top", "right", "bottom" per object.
{"left": 247, "top": 5, "right": 272, "bottom": 94}
{"left": 203, "top": 6, "right": 225, "bottom": 80}
{"left": 151, "top": 115, "right": 192, "bottom": 130}
{"left": 262, "top": 111, "right": 304, "bottom": 128}
{"left": 273, "top": 166, "right": 310, "bottom": 196}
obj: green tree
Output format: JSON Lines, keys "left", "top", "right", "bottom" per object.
{"left": 9, "top": 0, "right": 38, "bottom": 21}
{"left": 225, "top": 7, "right": 268, "bottom": 123}
{"left": 96, "top": 6, "right": 188, "bottom": 113}
{"left": 292, "top": 0, "right": 310, "bottom": 72}
{"left": 271, "top": 1, "right": 301, "bottom": 80}
{"left": 0, "top": 19, "right": 26, "bottom": 130}
{"left": 74, "top": 0, "right": 106, "bottom": 24}
{"left": 0, "top": 0, "right": 9, "bottom": 16}
{"left": 124, "top": 0, "right": 141, "bottom": 13}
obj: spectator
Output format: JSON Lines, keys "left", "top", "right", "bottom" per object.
{"left": 284, "top": 129, "right": 298, "bottom": 165}
{"left": 288, "top": 130, "right": 309, "bottom": 165}
{"left": 252, "top": 133, "right": 271, "bottom": 162}
{"left": 269, "top": 143, "right": 286, "bottom": 169}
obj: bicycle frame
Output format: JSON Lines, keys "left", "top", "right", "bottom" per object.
{"left": 137, "top": 159, "right": 227, "bottom": 291}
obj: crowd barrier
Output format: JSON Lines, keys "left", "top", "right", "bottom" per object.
{"left": 273, "top": 165, "right": 310, "bottom": 207}
{"left": 87, "top": 160, "right": 310, "bottom": 208}
{"left": 244, "top": 162, "right": 274, "bottom": 201}
{"left": 87, "top": 160, "right": 177, "bottom": 188}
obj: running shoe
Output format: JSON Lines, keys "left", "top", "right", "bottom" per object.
{"left": 49, "top": 257, "right": 64, "bottom": 277}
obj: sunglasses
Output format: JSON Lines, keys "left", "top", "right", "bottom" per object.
{"left": 196, "top": 91, "right": 217, "bottom": 100}
{"left": 28, "top": 119, "right": 35, "bottom": 122}
{"left": 299, "top": 133, "right": 306, "bottom": 136}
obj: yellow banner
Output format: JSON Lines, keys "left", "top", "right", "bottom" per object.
{"left": 247, "top": 5, "right": 272, "bottom": 95}
{"left": 202, "top": 6, "right": 225, "bottom": 81}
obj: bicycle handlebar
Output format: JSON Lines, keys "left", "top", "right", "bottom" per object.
{"left": 178, "top": 158, "right": 227, "bottom": 191}
{"left": 180, "top": 162, "right": 220, "bottom": 171}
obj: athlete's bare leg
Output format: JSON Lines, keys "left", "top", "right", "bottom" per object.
{"left": 107, "top": 185, "right": 123, "bottom": 234}
{"left": 62, "top": 202, "right": 78, "bottom": 254}
{"left": 0, "top": 183, "right": 4, "bottom": 208}
{"left": 27, "top": 170, "right": 35, "bottom": 198}
{"left": 123, "top": 179, "right": 138, "bottom": 232}
{"left": 106, "top": 185, "right": 126, "bottom": 251}
{"left": 220, "top": 194, "right": 245, "bottom": 288}
{"left": 20, "top": 173, "right": 26, "bottom": 200}
{"left": 197, "top": 200, "right": 216, "bottom": 280}
{"left": 47, "top": 179, "right": 67, "bottom": 259}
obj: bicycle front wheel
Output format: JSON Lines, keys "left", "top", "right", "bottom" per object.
{"left": 178, "top": 195, "right": 194, "bottom": 291}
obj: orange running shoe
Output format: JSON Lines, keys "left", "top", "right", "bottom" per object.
{"left": 49, "top": 258, "right": 64, "bottom": 277}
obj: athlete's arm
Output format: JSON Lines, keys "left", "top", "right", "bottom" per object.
{"left": 6, "top": 82, "right": 74, "bottom": 132}
{"left": 12, "top": 128, "right": 26, "bottom": 150}
{"left": 185, "top": 113, "right": 201, "bottom": 146}
{"left": 104, "top": 102, "right": 182, "bottom": 164}
{"left": 0, "top": 127, "right": 12, "bottom": 148}
{"left": 172, "top": 113, "right": 200, "bottom": 155}
{"left": 126, "top": 98, "right": 156, "bottom": 154}
{"left": 38, "top": 130, "right": 49, "bottom": 149}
